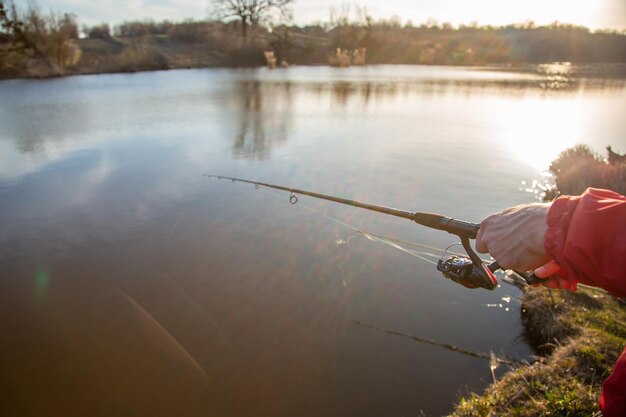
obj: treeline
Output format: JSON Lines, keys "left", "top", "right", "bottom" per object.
{"left": 322, "top": 20, "right": 626, "bottom": 65}
{"left": 1, "top": 0, "right": 626, "bottom": 78}
{"left": 84, "top": 20, "right": 209, "bottom": 42}
{"left": 76, "top": 18, "right": 626, "bottom": 66}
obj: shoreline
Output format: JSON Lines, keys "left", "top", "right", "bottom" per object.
{"left": 3, "top": 62, "right": 510, "bottom": 82}
{"left": 4, "top": 60, "right": 626, "bottom": 82}
{"left": 448, "top": 285, "right": 626, "bottom": 416}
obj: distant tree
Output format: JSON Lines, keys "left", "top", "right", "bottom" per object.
{"left": 1, "top": 0, "right": 30, "bottom": 47}
{"left": 0, "top": 0, "right": 24, "bottom": 75}
{"left": 211, "top": 0, "right": 293, "bottom": 39}
{"left": 23, "top": 5, "right": 80, "bottom": 72}
{"left": 115, "top": 20, "right": 149, "bottom": 37}
{"left": 167, "top": 20, "right": 215, "bottom": 43}
{"left": 84, "top": 23, "right": 110, "bottom": 39}
{"left": 0, "top": 0, "right": 15, "bottom": 33}
{"left": 328, "top": 3, "right": 351, "bottom": 28}
{"left": 0, "top": 0, "right": 80, "bottom": 75}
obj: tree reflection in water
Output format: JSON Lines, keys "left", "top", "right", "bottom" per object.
{"left": 223, "top": 68, "right": 624, "bottom": 162}
{"left": 231, "top": 80, "right": 293, "bottom": 160}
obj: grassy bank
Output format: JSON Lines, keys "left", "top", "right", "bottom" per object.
{"left": 449, "top": 286, "right": 626, "bottom": 417}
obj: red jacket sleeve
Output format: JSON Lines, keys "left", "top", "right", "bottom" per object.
{"left": 601, "top": 346, "right": 626, "bottom": 417}
{"left": 544, "top": 188, "right": 626, "bottom": 298}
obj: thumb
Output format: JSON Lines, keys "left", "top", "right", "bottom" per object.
{"left": 533, "top": 260, "right": 562, "bottom": 278}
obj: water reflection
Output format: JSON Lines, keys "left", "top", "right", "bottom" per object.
{"left": 0, "top": 94, "right": 92, "bottom": 157}
{"left": 250, "top": 73, "right": 625, "bottom": 118}
{"left": 229, "top": 81, "right": 293, "bottom": 160}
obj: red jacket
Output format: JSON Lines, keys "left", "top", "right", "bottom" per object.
{"left": 545, "top": 188, "right": 626, "bottom": 416}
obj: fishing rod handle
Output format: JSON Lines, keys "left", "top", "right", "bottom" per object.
{"left": 488, "top": 262, "right": 548, "bottom": 285}
{"left": 412, "top": 212, "right": 480, "bottom": 239}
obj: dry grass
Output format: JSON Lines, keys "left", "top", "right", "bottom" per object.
{"left": 327, "top": 47, "right": 366, "bottom": 66}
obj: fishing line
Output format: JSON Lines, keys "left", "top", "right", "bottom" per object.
{"left": 207, "top": 174, "right": 543, "bottom": 290}
{"left": 368, "top": 234, "right": 467, "bottom": 258}
{"left": 257, "top": 187, "right": 492, "bottom": 261}
{"left": 354, "top": 321, "right": 524, "bottom": 366}
{"left": 257, "top": 186, "right": 459, "bottom": 266}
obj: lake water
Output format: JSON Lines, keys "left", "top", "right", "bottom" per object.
{"left": 1, "top": 65, "right": 625, "bottom": 417}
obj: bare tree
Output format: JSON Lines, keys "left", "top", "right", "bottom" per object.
{"left": 0, "top": 0, "right": 80, "bottom": 75}
{"left": 0, "top": 0, "right": 13, "bottom": 31}
{"left": 211, "top": 0, "right": 293, "bottom": 39}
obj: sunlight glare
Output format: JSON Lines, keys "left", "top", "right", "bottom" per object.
{"left": 498, "top": 96, "right": 587, "bottom": 171}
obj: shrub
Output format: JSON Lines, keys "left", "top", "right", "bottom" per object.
{"left": 549, "top": 145, "right": 626, "bottom": 196}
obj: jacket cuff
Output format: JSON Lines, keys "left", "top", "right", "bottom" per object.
{"left": 544, "top": 195, "right": 581, "bottom": 280}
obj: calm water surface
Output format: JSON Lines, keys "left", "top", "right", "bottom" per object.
{"left": 1, "top": 65, "right": 625, "bottom": 416}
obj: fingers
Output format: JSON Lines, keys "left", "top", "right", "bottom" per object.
{"left": 534, "top": 261, "right": 577, "bottom": 291}
{"left": 542, "top": 276, "right": 571, "bottom": 290}
{"left": 475, "top": 222, "right": 488, "bottom": 254}
{"left": 476, "top": 231, "right": 489, "bottom": 253}
{"left": 475, "top": 204, "right": 550, "bottom": 270}
{"left": 534, "top": 261, "right": 564, "bottom": 289}
{"left": 533, "top": 260, "right": 561, "bottom": 278}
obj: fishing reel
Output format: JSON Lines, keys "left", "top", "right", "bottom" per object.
{"left": 437, "top": 237, "right": 498, "bottom": 290}
{"left": 435, "top": 236, "right": 545, "bottom": 290}
{"left": 437, "top": 255, "right": 498, "bottom": 290}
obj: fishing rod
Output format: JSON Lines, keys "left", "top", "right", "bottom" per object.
{"left": 205, "top": 174, "right": 546, "bottom": 290}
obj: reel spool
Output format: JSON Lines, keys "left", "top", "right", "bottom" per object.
{"left": 437, "top": 243, "right": 498, "bottom": 290}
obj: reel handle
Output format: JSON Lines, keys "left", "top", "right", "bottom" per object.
{"left": 488, "top": 261, "right": 548, "bottom": 285}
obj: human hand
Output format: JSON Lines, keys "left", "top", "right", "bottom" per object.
{"left": 476, "top": 203, "right": 551, "bottom": 272}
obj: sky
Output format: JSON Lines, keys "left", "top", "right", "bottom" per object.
{"left": 27, "top": 0, "right": 626, "bottom": 30}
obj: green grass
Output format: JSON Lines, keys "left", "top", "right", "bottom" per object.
{"left": 448, "top": 286, "right": 626, "bottom": 417}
